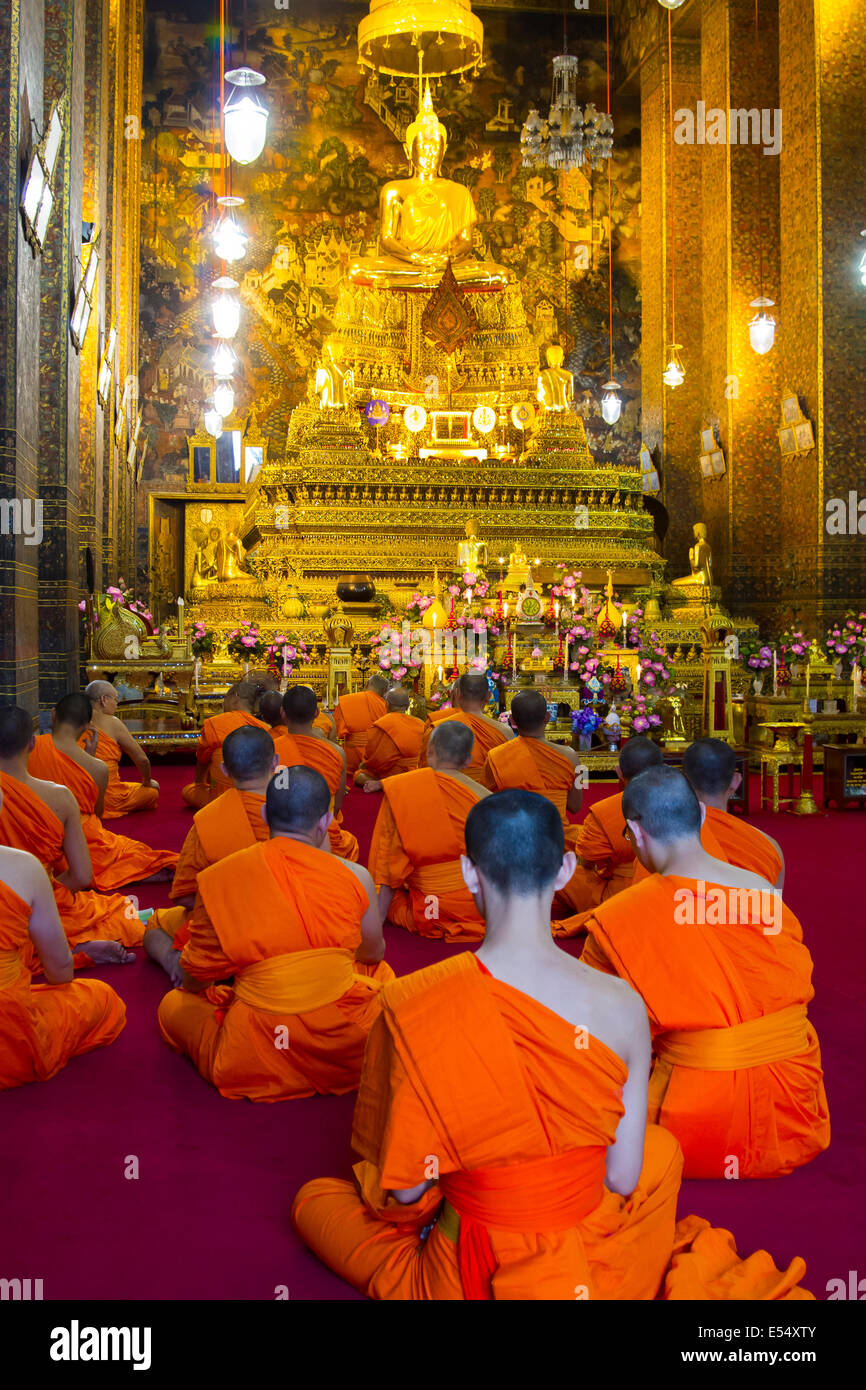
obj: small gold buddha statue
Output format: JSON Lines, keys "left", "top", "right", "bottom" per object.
{"left": 216, "top": 529, "right": 254, "bottom": 583}
{"left": 191, "top": 527, "right": 220, "bottom": 587}
{"left": 672, "top": 522, "right": 713, "bottom": 588}
{"left": 315, "top": 342, "right": 353, "bottom": 410}
{"left": 457, "top": 518, "right": 488, "bottom": 575}
{"left": 504, "top": 541, "right": 531, "bottom": 590}
{"left": 536, "top": 345, "right": 574, "bottom": 412}
{"left": 349, "top": 84, "right": 510, "bottom": 293}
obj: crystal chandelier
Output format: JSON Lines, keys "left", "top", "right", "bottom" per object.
{"left": 520, "top": 55, "right": 613, "bottom": 173}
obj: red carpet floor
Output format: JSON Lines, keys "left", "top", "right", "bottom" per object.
{"left": 1, "top": 760, "right": 863, "bottom": 1300}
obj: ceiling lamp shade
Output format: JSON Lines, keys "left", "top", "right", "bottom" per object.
{"left": 211, "top": 276, "right": 240, "bottom": 339}
{"left": 213, "top": 380, "right": 234, "bottom": 417}
{"left": 657, "top": 0, "right": 687, "bottom": 10}
{"left": 212, "top": 341, "right": 238, "bottom": 377}
{"left": 223, "top": 67, "right": 268, "bottom": 165}
{"left": 748, "top": 296, "right": 776, "bottom": 354}
{"left": 663, "top": 344, "right": 685, "bottom": 389}
{"left": 358, "top": 0, "right": 484, "bottom": 78}
{"left": 600, "top": 381, "right": 622, "bottom": 424}
{"left": 204, "top": 408, "right": 223, "bottom": 439}
{"left": 212, "top": 195, "right": 248, "bottom": 263}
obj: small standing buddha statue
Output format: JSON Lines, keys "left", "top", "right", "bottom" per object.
{"left": 315, "top": 342, "right": 353, "bottom": 410}
{"left": 536, "top": 345, "right": 574, "bottom": 412}
{"left": 457, "top": 518, "right": 488, "bottom": 576}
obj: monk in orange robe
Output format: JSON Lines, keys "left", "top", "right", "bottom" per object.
{"left": 158, "top": 765, "right": 394, "bottom": 1101}
{"left": 145, "top": 726, "right": 279, "bottom": 987}
{"left": 258, "top": 690, "right": 290, "bottom": 754}
{"left": 0, "top": 832, "right": 127, "bottom": 1090}
{"left": 553, "top": 735, "right": 664, "bottom": 933}
{"left": 314, "top": 705, "right": 339, "bottom": 743}
{"left": 684, "top": 737, "right": 784, "bottom": 887}
{"left": 369, "top": 719, "right": 488, "bottom": 942}
{"left": 294, "top": 789, "right": 813, "bottom": 1300}
{"left": 581, "top": 765, "right": 829, "bottom": 1179}
{"left": 334, "top": 675, "right": 389, "bottom": 777}
{"left": 276, "top": 686, "right": 358, "bottom": 861}
{"left": 0, "top": 706, "right": 140, "bottom": 964}
{"left": 482, "top": 689, "right": 583, "bottom": 839}
{"left": 28, "top": 695, "right": 177, "bottom": 892}
{"left": 419, "top": 671, "right": 512, "bottom": 784}
{"left": 84, "top": 680, "right": 159, "bottom": 818}
{"left": 355, "top": 685, "right": 424, "bottom": 791}
{"left": 182, "top": 682, "right": 268, "bottom": 809}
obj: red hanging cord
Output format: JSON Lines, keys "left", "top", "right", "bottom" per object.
{"left": 667, "top": 9, "right": 677, "bottom": 349}
{"left": 606, "top": 0, "right": 614, "bottom": 382}
{"left": 754, "top": 0, "right": 765, "bottom": 301}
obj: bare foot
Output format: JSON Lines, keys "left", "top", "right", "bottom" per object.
{"left": 77, "top": 940, "right": 137, "bottom": 965}
{"left": 363, "top": 780, "right": 383, "bottom": 794}
{"left": 164, "top": 948, "right": 185, "bottom": 988}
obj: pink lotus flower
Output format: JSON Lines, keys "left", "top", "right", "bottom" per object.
{"left": 463, "top": 572, "right": 476, "bottom": 586}
{"left": 78, "top": 600, "right": 86, "bottom": 611}
{"left": 643, "top": 672, "right": 656, "bottom": 686}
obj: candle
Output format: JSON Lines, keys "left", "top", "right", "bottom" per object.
{"left": 177, "top": 596, "right": 185, "bottom": 640}
{"left": 282, "top": 644, "right": 288, "bottom": 678}
{"left": 193, "top": 657, "right": 201, "bottom": 693}
{"left": 636, "top": 661, "right": 642, "bottom": 684}
{"left": 437, "top": 665, "right": 443, "bottom": 684}
{"left": 554, "top": 599, "right": 560, "bottom": 641}
{"left": 773, "top": 651, "right": 778, "bottom": 697}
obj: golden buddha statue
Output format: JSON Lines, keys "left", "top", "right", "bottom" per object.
{"left": 536, "top": 345, "right": 574, "bottom": 412}
{"left": 672, "top": 522, "right": 713, "bottom": 588}
{"left": 349, "top": 84, "right": 510, "bottom": 293}
{"left": 191, "top": 526, "right": 220, "bottom": 587}
{"left": 457, "top": 517, "right": 488, "bottom": 575}
{"left": 315, "top": 342, "right": 353, "bottom": 409}
{"left": 215, "top": 530, "right": 254, "bottom": 583}
{"left": 504, "top": 541, "right": 531, "bottom": 590}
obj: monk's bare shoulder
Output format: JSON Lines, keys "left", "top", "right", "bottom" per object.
{"left": 106, "top": 713, "right": 133, "bottom": 740}
{"left": 0, "top": 844, "right": 48, "bottom": 904}
{"left": 26, "top": 774, "right": 76, "bottom": 820}
{"left": 338, "top": 857, "right": 376, "bottom": 898}
{"left": 545, "top": 738, "right": 580, "bottom": 767}
{"left": 573, "top": 957, "right": 648, "bottom": 1054}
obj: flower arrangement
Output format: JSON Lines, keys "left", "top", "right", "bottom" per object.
{"left": 80, "top": 578, "right": 160, "bottom": 635}
{"left": 739, "top": 637, "right": 774, "bottom": 672}
{"left": 825, "top": 612, "right": 866, "bottom": 670}
{"left": 636, "top": 631, "right": 671, "bottom": 694}
{"left": 226, "top": 621, "right": 266, "bottom": 664}
{"left": 571, "top": 705, "right": 602, "bottom": 737}
{"left": 263, "top": 635, "right": 310, "bottom": 676}
{"left": 618, "top": 693, "right": 663, "bottom": 734}
{"left": 779, "top": 628, "right": 813, "bottom": 661}
{"left": 191, "top": 622, "right": 215, "bottom": 658}
{"left": 370, "top": 624, "right": 422, "bottom": 682}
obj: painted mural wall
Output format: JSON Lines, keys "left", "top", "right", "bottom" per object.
{"left": 137, "top": 0, "right": 642, "bottom": 582}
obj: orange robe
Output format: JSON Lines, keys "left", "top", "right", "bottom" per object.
{"left": 483, "top": 736, "right": 579, "bottom": 848}
{"left": 702, "top": 805, "right": 783, "bottom": 885}
{"left": 335, "top": 692, "right": 387, "bottom": 776}
{"left": 581, "top": 876, "right": 830, "bottom": 1179}
{"left": 278, "top": 732, "right": 359, "bottom": 861}
{"left": 0, "top": 879, "right": 126, "bottom": 1090}
{"left": 314, "top": 711, "right": 337, "bottom": 741}
{"left": 28, "top": 736, "right": 177, "bottom": 892}
{"left": 182, "top": 711, "right": 269, "bottom": 809}
{"left": 419, "top": 709, "right": 511, "bottom": 784}
{"left": 552, "top": 789, "right": 634, "bottom": 933}
{"left": 148, "top": 788, "right": 269, "bottom": 950}
{"left": 357, "top": 712, "right": 424, "bottom": 781}
{"left": 0, "top": 773, "right": 145, "bottom": 950}
{"left": 369, "top": 768, "right": 484, "bottom": 942}
{"left": 157, "top": 837, "right": 394, "bottom": 1101}
{"left": 293, "top": 953, "right": 812, "bottom": 1300}
{"left": 86, "top": 728, "right": 157, "bottom": 820}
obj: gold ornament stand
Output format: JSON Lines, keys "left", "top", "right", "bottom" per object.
{"left": 327, "top": 647, "right": 355, "bottom": 706}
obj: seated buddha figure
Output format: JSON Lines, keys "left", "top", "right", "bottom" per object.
{"left": 349, "top": 84, "right": 510, "bottom": 293}
{"left": 671, "top": 522, "right": 713, "bottom": 588}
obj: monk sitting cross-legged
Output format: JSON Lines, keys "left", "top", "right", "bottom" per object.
{"left": 181, "top": 682, "right": 268, "bottom": 810}
{"left": 335, "top": 675, "right": 389, "bottom": 778}
{"left": 553, "top": 734, "right": 664, "bottom": 934}
{"left": 277, "top": 686, "right": 359, "bottom": 861}
{"left": 354, "top": 685, "right": 424, "bottom": 792}
{"left": 28, "top": 694, "right": 177, "bottom": 892}
{"left": 0, "top": 706, "right": 140, "bottom": 966}
{"left": 581, "top": 766, "right": 830, "bottom": 1179}
{"left": 294, "top": 788, "right": 814, "bottom": 1300}
{"left": 482, "top": 688, "right": 583, "bottom": 838}
{"left": 144, "top": 725, "right": 279, "bottom": 987}
{"left": 684, "top": 738, "right": 784, "bottom": 889}
{"left": 370, "top": 719, "right": 489, "bottom": 943}
{"left": 0, "top": 831, "right": 126, "bottom": 1091}
{"left": 419, "top": 671, "right": 512, "bottom": 784}
{"left": 83, "top": 680, "right": 160, "bottom": 819}
{"left": 158, "top": 765, "right": 394, "bottom": 1101}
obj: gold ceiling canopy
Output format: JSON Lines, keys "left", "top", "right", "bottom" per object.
{"left": 358, "top": 0, "right": 485, "bottom": 78}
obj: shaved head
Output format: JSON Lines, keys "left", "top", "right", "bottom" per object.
{"left": 225, "top": 681, "right": 258, "bottom": 713}
{"left": 282, "top": 685, "right": 318, "bottom": 725}
{"left": 222, "top": 725, "right": 276, "bottom": 782}
{"left": 429, "top": 719, "right": 474, "bottom": 768}
{"left": 259, "top": 691, "right": 284, "bottom": 728}
{"left": 457, "top": 672, "right": 488, "bottom": 708}
{"left": 466, "top": 789, "right": 564, "bottom": 896}
{"left": 622, "top": 765, "right": 701, "bottom": 843}
{"left": 0, "top": 705, "right": 33, "bottom": 758}
{"left": 54, "top": 692, "right": 92, "bottom": 732}
{"left": 683, "top": 738, "right": 737, "bottom": 797}
{"left": 84, "top": 680, "right": 116, "bottom": 705}
{"left": 385, "top": 685, "right": 410, "bottom": 712}
{"left": 618, "top": 735, "right": 664, "bottom": 783}
{"left": 367, "top": 673, "right": 390, "bottom": 697}
{"left": 509, "top": 689, "right": 548, "bottom": 734}
{"left": 266, "top": 764, "right": 331, "bottom": 834}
